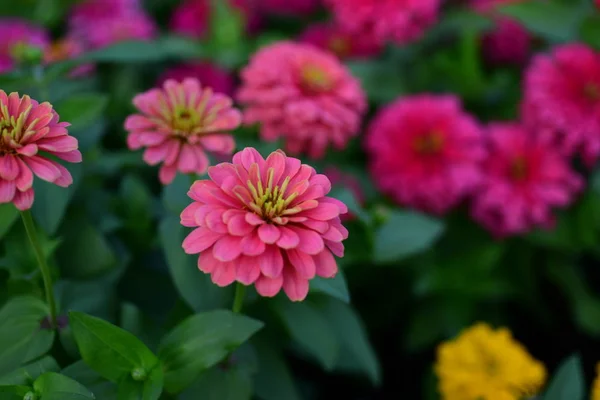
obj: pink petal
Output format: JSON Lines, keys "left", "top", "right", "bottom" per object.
{"left": 276, "top": 226, "right": 300, "bottom": 249}
{"left": 159, "top": 163, "right": 178, "bottom": 185}
{"left": 181, "top": 202, "right": 202, "bottom": 227}
{"left": 13, "top": 188, "right": 34, "bottom": 211}
{"left": 326, "top": 240, "right": 345, "bottom": 257}
{"left": 294, "top": 227, "right": 324, "bottom": 255}
{"left": 16, "top": 144, "right": 38, "bottom": 156}
{"left": 24, "top": 156, "right": 61, "bottom": 183}
{"left": 53, "top": 163, "right": 74, "bottom": 187}
{"left": 259, "top": 245, "right": 284, "bottom": 278}
{"left": 15, "top": 158, "right": 33, "bottom": 191}
{"left": 0, "top": 180, "right": 16, "bottom": 202}
{"left": 36, "top": 135, "right": 79, "bottom": 153}
{"left": 177, "top": 144, "right": 199, "bottom": 173}
{"left": 198, "top": 251, "right": 219, "bottom": 274}
{"left": 241, "top": 232, "right": 266, "bottom": 256}
{"left": 205, "top": 209, "right": 228, "bottom": 233}
{"left": 233, "top": 147, "right": 265, "bottom": 171}
{"left": 208, "top": 163, "right": 236, "bottom": 187}
{"left": 212, "top": 235, "right": 243, "bottom": 261}
{"left": 287, "top": 248, "right": 316, "bottom": 279}
{"left": 255, "top": 274, "right": 284, "bottom": 297}
{"left": 227, "top": 214, "right": 255, "bottom": 236}
{"left": 182, "top": 227, "right": 223, "bottom": 254}
{"left": 53, "top": 150, "right": 82, "bottom": 163}
{"left": 245, "top": 212, "right": 265, "bottom": 226}
{"left": 299, "top": 202, "right": 340, "bottom": 221}
{"left": 282, "top": 268, "right": 310, "bottom": 302}
{"left": 314, "top": 250, "right": 338, "bottom": 278}
{"left": 0, "top": 156, "right": 19, "bottom": 180}
{"left": 258, "top": 224, "right": 281, "bottom": 244}
{"left": 236, "top": 256, "right": 261, "bottom": 284}
{"left": 211, "top": 262, "right": 236, "bottom": 287}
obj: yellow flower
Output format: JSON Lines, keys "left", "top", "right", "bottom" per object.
{"left": 435, "top": 323, "right": 547, "bottom": 400}
{"left": 592, "top": 363, "right": 600, "bottom": 400}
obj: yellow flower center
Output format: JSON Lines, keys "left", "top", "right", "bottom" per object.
{"left": 172, "top": 107, "right": 200, "bottom": 136}
{"left": 300, "top": 64, "right": 334, "bottom": 93}
{"left": 0, "top": 99, "right": 34, "bottom": 154}
{"left": 239, "top": 168, "right": 300, "bottom": 221}
{"left": 413, "top": 131, "right": 444, "bottom": 155}
{"left": 510, "top": 157, "right": 528, "bottom": 181}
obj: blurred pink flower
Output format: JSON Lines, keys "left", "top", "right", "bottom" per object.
{"left": 0, "top": 91, "right": 82, "bottom": 210}
{"left": 522, "top": 43, "right": 600, "bottom": 165}
{"left": 237, "top": 41, "right": 366, "bottom": 159}
{"left": 365, "top": 95, "right": 485, "bottom": 215}
{"left": 157, "top": 62, "right": 236, "bottom": 97}
{"left": 259, "top": 0, "right": 320, "bottom": 15}
{"left": 181, "top": 147, "right": 348, "bottom": 301}
{"left": 324, "top": 167, "right": 364, "bottom": 221}
{"left": 324, "top": 0, "right": 440, "bottom": 46}
{"left": 471, "top": 123, "right": 583, "bottom": 237}
{"left": 124, "top": 78, "right": 242, "bottom": 185}
{"left": 0, "top": 19, "right": 49, "bottom": 73}
{"left": 44, "top": 37, "right": 94, "bottom": 77}
{"left": 298, "top": 22, "right": 382, "bottom": 59}
{"left": 170, "top": 0, "right": 261, "bottom": 39}
{"left": 69, "top": 0, "right": 156, "bottom": 49}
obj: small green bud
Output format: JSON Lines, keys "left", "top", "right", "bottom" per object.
{"left": 10, "top": 43, "right": 44, "bottom": 66}
{"left": 131, "top": 367, "right": 147, "bottom": 382}
{"left": 23, "top": 391, "right": 38, "bottom": 400}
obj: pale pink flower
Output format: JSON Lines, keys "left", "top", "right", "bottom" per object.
{"left": 237, "top": 41, "right": 366, "bottom": 159}
{"left": 157, "top": 62, "right": 235, "bottom": 97}
{"left": 365, "top": 95, "right": 485, "bottom": 214}
{"left": 124, "top": 78, "right": 242, "bottom": 185}
{"left": 0, "top": 19, "right": 49, "bottom": 73}
{"left": 298, "top": 22, "right": 382, "bottom": 59}
{"left": 181, "top": 147, "right": 348, "bottom": 301}
{"left": 259, "top": 0, "right": 320, "bottom": 15}
{"left": 522, "top": 43, "right": 600, "bottom": 165}
{"left": 0, "top": 91, "right": 82, "bottom": 210}
{"left": 44, "top": 36, "right": 94, "bottom": 77}
{"left": 471, "top": 123, "right": 583, "bottom": 237}
{"left": 170, "top": 0, "right": 261, "bottom": 39}
{"left": 324, "top": 0, "right": 441, "bottom": 46}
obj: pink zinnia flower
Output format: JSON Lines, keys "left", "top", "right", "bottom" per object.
{"left": 170, "top": 0, "right": 261, "bottom": 39}
{"left": 181, "top": 147, "right": 348, "bottom": 301}
{"left": 124, "top": 78, "right": 242, "bottom": 185}
{"left": 44, "top": 37, "right": 94, "bottom": 77}
{"left": 0, "top": 91, "right": 82, "bottom": 210}
{"left": 259, "top": 0, "right": 320, "bottom": 15}
{"left": 522, "top": 43, "right": 600, "bottom": 165}
{"left": 157, "top": 62, "right": 236, "bottom": 97}
{"left": 298, "top": 23, "right": 382, "bottom": 59}
{"left": 365, "top": 95, "right": 485, "bottom": 214}
{"left": 237, "top": 41, "right": 366, "bottom": 159}
{"left": 471, "top": 123, "right": 583, "bottom": 237}
{"left": 324, "top": 0, "right": 441, "bottom": 46}
{"left": 0, "top": 19, "right": 49, "bottom": 73}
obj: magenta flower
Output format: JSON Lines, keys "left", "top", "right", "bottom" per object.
{"left": 324, "top": 0, "right": 440, "bottom": 46}
{"left": 124, "top": 78, "right": 242, "bottom": 185}
{"left": 0, "top": 19, "right": 49, "bottom": 73}
{"left": 365, "top": 95, "right": 485, "bottom": 214}
{"left": 69, "top": 0, "right": 156, "bottom": 49}
{"left": 237, "top": 41, "right": 366, "bottom": 159}
{"left": 471, "top": 123, "right": 583, "bottom": 237}
{"left": 522, "top": 43, "right": 600, "bottom": 165}
{"left": 181, "top": 147, "right": 348, "bottom": 302}
{"left": 170, "top": 0, "right": 261, "bottom": 39}
{"left": 157, "top": 62, "right": 236, "bottom": 97}
{"left": 259, "top": 0, "right": 320, "bottom": 15}
{"left": 298, "top": 22, "right": 382, "bottom": 59}
{"left": 0, "top": 91, "right": 82, "bottom": 210}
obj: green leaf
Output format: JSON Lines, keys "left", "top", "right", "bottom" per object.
{"left": 159, "top": 217, "right": 232, "bottom": 312}
{"left": 0, "top": 385, "right": 31, "bottom": 399}
{"left": 117, "top": 366, "right": 163, "bottom": 400}
{"left": 581, "top": 14, "right": 600, "bottom": 49}
{"left": 543, "top": 354, "right": 584, "bottom": 400}
{"left": 0, "top": 297, "right": 54, "bottom": 377}
{"left": 318, "top": 298, "right": 380, "bottom": 384}
{"left": 498, "top": 0, "right": 587, "bottom": 42}
{"left": 80, "top": 41, "right": 169, "bottom": 63}
{"left": 162, "top": 174, "right": 192, "bottom": 215}
{"left": 31, "top": 163, "right": 83, "bottom": 235}
{"left": 253, "top": 340, "right": 300, "bottom": 400}
{"left": 0, "top": 356, "right": 59, "bottom": 385}
{"left": 69, "top": 312, "right": 160, "bottom": 383}
{"left": 179, "top": 364, "right": 253, "bottom": 400}
{"left": 33, "top": 372, "right": 95, "bottom": 400}
{"left": 0, "top": 204, "right": 18, "bottom": 240}
{"left": 55, "top": 93, "right": 108, "bottom": 132}
{"left": 374, "top": 211, "right": 445, "bottom": 264}
{"left": 273, "top": 301, "right": 339, "bottom": 370}
{"left": 310, "top": 271, "right": 350, "bottom": 303}
{"left": 346, "top": 60, "right": 406, "bottom": 104}
{"left": 158, "top": 310, "right": 263, "bottom": 394}
{"left": 61, "top": 361, "right": 117, "bottom": 399}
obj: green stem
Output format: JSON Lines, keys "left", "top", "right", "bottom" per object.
{"left": 232, "top": 283, "right": 246, "bottom": 314}
{"left": 20, "top": 210, "right": 58, "bottom": 328}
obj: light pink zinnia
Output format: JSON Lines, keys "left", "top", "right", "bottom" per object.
{"left": 181, "top": 147, "right": 348, "bottom": 301}
{"left": 365, "top": 95, "right": 485, "bottom": 214}
{"left": 324, "top": 0, "right": 441, "bottom": 46}
{"left": 0, "top": 91, "right": 82, "bottom": 210}
{"left": 170, "top": 0, "right": 261, "bottom": 39}
{"left": 124, "top": 78, "right": 242, "bottom": 185}
{"left": 157, "top": 62, "right": 236, "bottom": 97}
{"left": 237, "top": 41, "right": 366, "bottom": 159}
{"left": 471, "top": 123, "right": 583, "bottom": 237}
{"left": 298, "top": 22, "right": 382, "bottom": 59}
{"left": 259, "top": 0, "right": 320, "bottom": 15}
{"left": 0, "top": 19, "right": 49, "bottom": 73}
{"left": 522, "top": 43, "right": 600, "bottom": 165}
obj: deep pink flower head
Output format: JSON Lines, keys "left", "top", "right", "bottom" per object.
{"left": 181, "top": 147, "right": 348, "bottom": 301}
{"left": 0, "top": 91, "right": 82, "bottom": 210}
{"left": 44, "top": 37, "right": 94, "bottom": 77}
{"left": 522, "top": 43, "right": 600, "bottom": 165}
{"left": 69, "top": 0, "right": 156, "bottom": 49}
{"left": 365, "top": 95, "right": 485, "bottom": 214}
{"left": 0, "top": 19, "right": 49, "bottom": 73}
{"left": 324, "top": 0, "right": 441, "bottom": 46}
{"left": 471, "top": 123, "right": 583, "bottom": 237}
{"left": 124, "top": 78, "right": 242, "bottom": 185}
{"left": 157, "top": 62, "right": 236, "bottom": 97}
{"left": 170, "top": 0, "right": 261, "bottom": 39}
{"left": 237, "top": 41, "right": 366, "bottom": 159}
{"left": 298, "top": 23, "right": 382, "bottom": 59}
{"left": 259, "top": 0, "right": 320, "bottom": 15}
